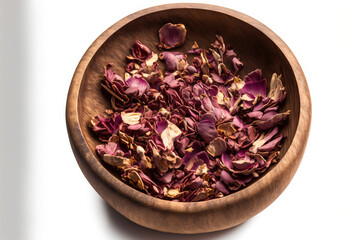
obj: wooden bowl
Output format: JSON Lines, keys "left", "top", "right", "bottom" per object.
{"left": 66, "top": 3, "right": 311, "bottom": 234}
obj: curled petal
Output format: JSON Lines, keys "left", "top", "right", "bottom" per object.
{"left": 232, "top": 154, "right": 255, "bottom": 171}
{"left": 127, "top": 170, "right": 146, "bottom": 191}
{"left": 250, "top": 127, "right": 278, "bottom": 153}
{"left": 258, "top": 134, "right": 283, "bottom": 152}
{"left": 186, "top": 65, "right": 197, "bottom": 74}
{"left": 131, "top": 40, "right": 152, "bottom": 61}
{"left": 221, "top": 153, "right": 234, "bottom": 169}
{"left": 232, "top": 57, "right": 243, "bottom": 73}
{"left": 191, "top": 188, "right": 214, "bottom": 202}
{"left": 217, "top": 123, "right": 237, "bottom": 137}
{"left": 253, "top": 110, "right": 291, "bottom": 130}
{"left": 139, "top": 172, "right": 162, "bottom": 194}
{"left": 247, "top": 111, "right": 263, "bottom": 120}
{"left": 268, "top": 73, "right": 285, "bottom": 102}
{"left": 164, "top": 187, "right": 183, "bottom": 198}
{"left": 261, "top": 110, "right": 278, "bottom": 120}
{"left": 216, "top": 181, "right": 230, "bottom": 195}
{"left": 104, "top": 64, "right": 125, "bottom": 86}
{"left": 159, "top": 52, "right": 186, "bottom": 72}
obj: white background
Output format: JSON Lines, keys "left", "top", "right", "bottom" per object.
{"left": 1, "top": 0, "right": 360, "bottom": 239}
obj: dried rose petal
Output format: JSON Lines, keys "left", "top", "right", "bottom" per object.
{"left": 160, "top": 120, "right": 182, "bottom": 150}
{"left": 103, "top": 154, "right": 131, "bottom": 167}
{"left": 164, "top": 187, "right": 183, "bottom": 198}
{"left": 158, "top": 23, "right": 187, "bottom": 50}
{"left": 268, "top": 73, "right": 286, "bottom": 102}
{"left": 121, "top": 112, "right": 141, "bottom": 125}
{"left": 216, "top": 181, "right": 230, "bottom": 195}
{"left": 90, "top": 113, "right": 122, "bottom": 141}
{"left": 253, "top": 110, "right": 291, "bottom": 130}
{"left": 197, "top": 120, "right": 218, "bottom": 143}
{"left": 125, "top": 77, "right": 150, "bottom": 97}
{"left": 240, "top": 69, "right": 267, "bottom": 98}
{"left": 250, "top": 127, "right": 279, "bottom": 153}
{"left": 96, "top": 142, "right": 120, "bottom": 157}
{"left": 217, "top": 122, "right": 236, "bottom": 137}
{"left": 159, "top": 52, "right": 186, "bottom": 72}
{"left": 206, "top": 137, "right": 227, "bottom": 157}
{"left": 185, "top": 151, "right": 210, "bottom": 171}
{"left": 130, "top": 40, "right": 152, "bottom": 61}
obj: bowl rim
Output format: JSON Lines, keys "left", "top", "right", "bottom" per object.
{"left": 66, "top": 3, "right": 311, "bottom": 214}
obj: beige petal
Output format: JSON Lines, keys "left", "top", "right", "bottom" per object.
{"left": 121, "top": 112, "right": 142, "bottom": 125}
{"left": 103, "top": 154, "right": 131, "bottom": 167}
{"left": 161, "top": 121, "right": 182, "bottom": 150}
{"left": 206, "top": 137, "right": 227, "bottom": 157}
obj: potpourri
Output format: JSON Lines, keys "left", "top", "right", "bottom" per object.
{"left": 90, "top": 23, "right": 290, "bottom": 202}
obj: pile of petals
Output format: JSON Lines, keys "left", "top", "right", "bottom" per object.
{"left": 90, "top": 23, "right": 290, "bottom": 202}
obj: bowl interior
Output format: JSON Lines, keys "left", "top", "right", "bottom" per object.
{"left": 78, "top": 8, "right": 300, "bottom": 191}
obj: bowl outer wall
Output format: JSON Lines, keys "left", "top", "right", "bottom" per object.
{"left": 66, "top": 3, "right": 311, "bottom": 234}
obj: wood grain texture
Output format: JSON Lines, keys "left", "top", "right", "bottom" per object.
{"left": 66, "top": 3, "right": 311, "bottom": 234}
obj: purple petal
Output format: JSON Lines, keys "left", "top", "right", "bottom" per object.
{"left": 186, "top": 177, "right": 204, "bottom": 189}
{"left": 253, "top": 101, "right": 265, "bottom": 111}
{"left": 258, "top": 134, "right": 283, "bottom": 152}
{"left": 200, "top": 112, "right": 217, "bottom": 123}
{"left": 249, "top": 127, "right": 279, "bottom": 153}
{"left": 156, "top": 171, "right": 174, "bottom": 184}
{"left": 218, "top": 85, "right": 230, "bottom": 98}
{"left": 240, "top": 69, "right": 266, "bottom": 97}
{"left": 156, "top": 120, "right": 168, "bottom": 134}
{"left": 126, "top": 77, "right": 150, "bottom": 96}
{"left": 232, "top": 57, "right": 243, "bottom": 72}
{"left": 207, "top": 86, "right": 219, "bottom": 97}
{"left": 221, "top": 153, "right": 234, "bottom": 169}
{"left": 90, "top": 113, "right": 122, "bottom": 140}
{"left": 131, "top": 40, "right": 152, "bottom": 60}
{"left": 253, "top": 110, "right": 290, "bottom": 130}
{"left": 232, "top": 116, "right": 244, "bottom": 129}
{"left": 159, "top": 52, "right": 186, "bottom": 72}
{"left": 244, "top": 69, "right": 262, "bottom": 83}
{"left": 225, "top": 49, "right": 236, "bottom": 58}
{"left": 184, "top": 151, "right": 210, "bottom": 171}
{"left": 104, "top": 64, "right": 125, "bottom": 86}
{"left": 210, "top": 73, "right": 225, "bottom": 83}
{"left": 186, "top": 65, "right": 197, "bottom": 73}
{"left": 215, "top": 181, "right": 230, "bottom": 195}
{"left": 196, "top": 120, "right": 218, "bottom": 143}
{"left": 261, "top": 110, "right": 278, "bottom": 120}
{"left": 240, "top": 80, "right": 266, "bottom": 98}
{"left": 164, "top": 73, "right": 180, "bottom": 88}
{"left": 247, "top": 111, "right": 263, "bottom": 120}
{"left": 220, "top": 170, "right": 234, "bottom": 185}
{"left": 232, "top": 154, "right": 255, "bottom": 171}
{"left": 158, "top": 23, "right": 187, "bottom": 49}
{"left": 96, "top": 142, "right": 120, "bottom": 157}
{"left": 127, "top": 123, "right": 142, "bottom": 130}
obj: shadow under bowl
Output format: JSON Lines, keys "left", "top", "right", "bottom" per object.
{"left": 66, "top": 3, "right": 311, "bottom": 234}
